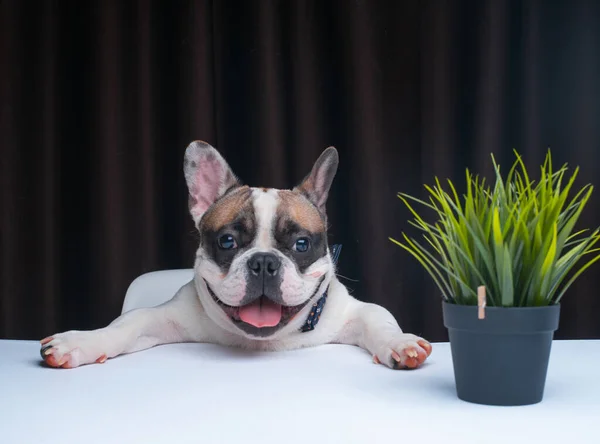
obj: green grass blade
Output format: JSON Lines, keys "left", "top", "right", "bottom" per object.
{"left": 554, "top": 253, "right": 600, "bottom": 303}
{"left": 389, "top": 237, "right": 452, "bottom": 300}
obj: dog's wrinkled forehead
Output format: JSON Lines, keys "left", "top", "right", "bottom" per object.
{"left": 200, "top": 187, "right": 326, "bottom": 254}
{"left": 200, "top": 186, "right": 254, "bottom": 232}
{"left": 276, "top": 190, "right": 325, "bottom": 233}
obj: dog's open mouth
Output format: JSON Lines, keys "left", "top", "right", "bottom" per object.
{"left": 206, "top": 284, "right": 311, "bottom": 329}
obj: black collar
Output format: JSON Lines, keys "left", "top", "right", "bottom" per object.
{"left": 300, "top": 244, "right": 342, "bottom": 332}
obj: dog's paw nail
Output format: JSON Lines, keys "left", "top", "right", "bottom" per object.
{"left": 391, "top": 351, "right": 402, "bottom": 362}
{"left": 40, "top": 336, "right": 54, "bottom": 345}
{"left": 96, "top": 354, "right": 107, "bottom": 364}
{"left": 373, "top": 355, "right": 381, "bottom": 364}
{"left": 418, "top": 340, "right": 432, "bottom": 356}
{"left": 57, "top": 355, "right": 70, "bottom": 367}
{"left": 392, "top": 360, "right": 405, "bottom": 370}
{"left": 42, "top": 346, "right": 55, "bottom": 356}
{"left": 405, "top": 357, "right": 419, "bottom": 368}
{"left": 44, "top": 347, "right": 55, "bottom": 356}
{"left": 40, "top": 345, "right": 51, "bottom": 358}
{"left": 406, "top": 348, "right": 418, "bottom": 358}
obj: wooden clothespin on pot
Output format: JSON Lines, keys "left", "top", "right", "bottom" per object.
{"left": 477, "top": 285, "right": 487, "bottom": 320}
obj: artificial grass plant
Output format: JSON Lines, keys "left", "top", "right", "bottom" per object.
{"left": 390, "top": 150, "right": 600, "bottom": 307}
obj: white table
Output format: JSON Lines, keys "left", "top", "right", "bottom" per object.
{"left": 1, "top": 340, "right": 599, "bottom": 444}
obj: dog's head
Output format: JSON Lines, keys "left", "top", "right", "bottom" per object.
{"left": 184, "top": 141, "right": 339, "bottom": 339}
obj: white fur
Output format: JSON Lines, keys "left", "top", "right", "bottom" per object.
{"left": 252, "top": 188, "right": 279, "bottom": 249}
{"left": 42, "top": 268, "right": 430, "bottom": 369}
{"left": 280, "top": 255, "right": 331, "bottom": 306}
{"left": 41, "top": 146, "right": 431, "bottom": 370}
{"left": 197, "top": 250, "right": 247, "bottom": 306}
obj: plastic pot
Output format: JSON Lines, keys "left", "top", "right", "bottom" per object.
{"left": 442, "top": 301, "right": 560, "bottom": 406}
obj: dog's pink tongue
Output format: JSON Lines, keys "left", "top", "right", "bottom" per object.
{"left": 239, "top": 298, "right": 282, "bottom": 328}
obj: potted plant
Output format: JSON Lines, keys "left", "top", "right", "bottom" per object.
{"left": 390, "top": 150, "right": 600, "bottom": 406}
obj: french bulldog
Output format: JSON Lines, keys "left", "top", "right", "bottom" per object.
{"left": 40, "top": 141, "right": 432, "bottom": 369}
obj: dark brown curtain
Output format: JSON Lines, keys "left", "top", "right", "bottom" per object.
{"left": 2, "top": 0, "right": 600, "bottom": 341}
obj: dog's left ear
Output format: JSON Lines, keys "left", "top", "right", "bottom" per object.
{"left": 294, "top": 147, "right": 339, "bottom": 215}
{"left": 184, "top": 140, "right": 240, "bottom": 225}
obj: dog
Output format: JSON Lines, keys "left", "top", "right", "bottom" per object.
{"left": 40, "top": 141, "right": 432, "bottom": 369}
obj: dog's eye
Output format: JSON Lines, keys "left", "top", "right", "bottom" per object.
{"left": 293, "top": 238, "right": 310, "bottom": 253}
{"left": 218, "top": 234, "right": 237, "bottom": 250}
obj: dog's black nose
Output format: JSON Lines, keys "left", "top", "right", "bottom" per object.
{"left": 247, "top": 253, "right": 281, "bottom": 277}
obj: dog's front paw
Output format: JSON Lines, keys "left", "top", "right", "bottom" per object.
{"left": 372, "top": 333, "right": 432, "bottom": 370}
{"left": 40, "top": 331, "right": 110, "bottom": 369}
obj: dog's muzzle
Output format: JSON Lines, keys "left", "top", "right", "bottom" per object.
{"left": 205, "top": 277, "right": 324, "bottom": 337}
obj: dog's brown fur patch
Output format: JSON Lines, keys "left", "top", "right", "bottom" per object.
{"left": 277, "top": 190, "right": 325, "bottom": 233}
{"left": 201, "top": 186, "right": 253, "bottom": 231}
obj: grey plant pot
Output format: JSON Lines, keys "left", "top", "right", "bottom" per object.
{"left": 442, "top": 301, "right": 560, "bottom": 406}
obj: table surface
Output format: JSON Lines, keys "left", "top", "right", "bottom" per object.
{"left": 1, "top": 339, "right": 599, "bottom": 444}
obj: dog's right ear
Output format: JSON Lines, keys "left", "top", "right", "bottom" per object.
{"left": 184, "top": 141, "right": 240, "bottom": 225}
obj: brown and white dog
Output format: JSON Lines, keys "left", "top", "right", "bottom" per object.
{"left": 39, "top": 141, "right": 432, "bottom": 369}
